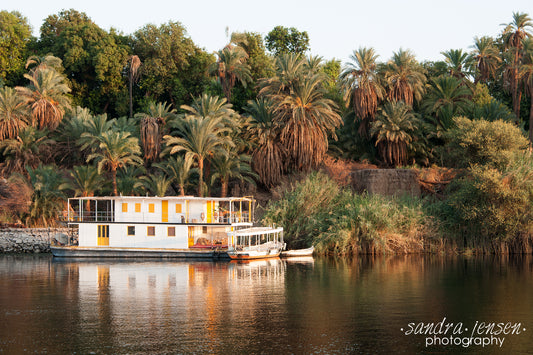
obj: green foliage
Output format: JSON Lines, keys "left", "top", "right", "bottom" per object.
{"left": 436, "top": 153, "right": 533, "bottom": 248}
{"left": 133, "top": 21, "right": 213, "bottom": 108}
{"left": 371, "top": 100, "right": 420, "bottom": 167}
{"left": 26, "top": 164, "right": 67, "bottom": 227}
{"left": 0, "top": 11, "right": 32, "bottom": 86}
{"left": 441, "top": 116, "right": 529, "bottom": 169}
{"left": 265, "top": 26, "right": 310, "bottom": 55}
{"left": 37, "top": 9, "right": 129, "bottom": 115}
{"left": 262, "top": 172, "right": 435, "bottom": 254}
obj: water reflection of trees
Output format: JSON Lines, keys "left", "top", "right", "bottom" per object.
{"left": 0, "top": 255, "right": 532, "bottom": 353}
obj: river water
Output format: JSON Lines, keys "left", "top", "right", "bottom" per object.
{"left": 0, "top": 254, "right": 531, "bottom": 354}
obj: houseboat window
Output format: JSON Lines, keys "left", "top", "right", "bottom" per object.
{"left": 135, "top": 203, "right": 141, "bottom": 213}
{"left": 147, "top": 226, "right": 155, "bottom": 236}
{"left": 175, "top": 204, "right": 182, "bottom": 213}
{"left": 167, "top": 227, "right": 175, "bottom": 237}
{"left": 127, "top": 226, "right": 135, "bottom": 236}
{"left": 202, "top": 226, "right": 208, "bottom": 234}
{"left": 148, "top": 203, "right": 155, "bottom": 213}
{"left": 122, "top": 203, "right": 128, "bottom": 212}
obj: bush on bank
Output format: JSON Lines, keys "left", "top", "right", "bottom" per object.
{"left": 262, "top": 172, "right": 438, "bottom": 255}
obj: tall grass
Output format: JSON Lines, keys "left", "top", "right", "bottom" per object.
{"left": 262, "top": 172, "right": 438, "bottom": 255}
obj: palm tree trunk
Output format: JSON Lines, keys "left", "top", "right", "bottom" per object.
{"left": 129, "top": 73, "right": 133, "bottom": 118}
{"left": 179, "top": 184, "right": 185, "bottom": 196}
{"left": 221, "top": 178, "right": 227, "bottom": 198}
{"left": 111, "top": 166, "right": 118, "bottom": 196}
{"left": 198, "top": 158, "right": 204, "bottom": 197}
{"left": 529, "top": 93, "right": 533, "bottom": 144}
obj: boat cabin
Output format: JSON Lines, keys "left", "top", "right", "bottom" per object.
{"left": 66, "top": 196, "right": 254, "bottom": 249}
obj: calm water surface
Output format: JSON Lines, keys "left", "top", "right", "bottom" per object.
{"left": 0, "top": 254, "right": 532, "bottom": 354}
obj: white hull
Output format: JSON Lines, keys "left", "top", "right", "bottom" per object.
{"left": 281, "top": 246, "right": 314, "bottom": 257}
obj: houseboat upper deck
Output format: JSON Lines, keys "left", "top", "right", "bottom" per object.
{"left": 52, "top": 195, "right": 266, "bottom": 258}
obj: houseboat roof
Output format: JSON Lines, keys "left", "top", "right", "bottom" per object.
{"left": 68, "top": 196, "right": 255, "bottom": 202}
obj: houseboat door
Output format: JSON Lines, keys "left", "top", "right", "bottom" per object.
{"left": 97, "top": 225, "right": 109, "bottom": 246}
{"left": 162, "top": 200, "right": 168, "bottom": 222}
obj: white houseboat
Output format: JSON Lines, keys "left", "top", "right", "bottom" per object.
{"left": 51, "top": 195, "right": 283, "bottom": 259}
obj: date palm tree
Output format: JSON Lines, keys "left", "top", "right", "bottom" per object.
{"left": 155, "top": 155, "right": 195, "bottom": 196}
{"left": 210, "top": 45, "right": 252, "bottom": 102}
{"left": 339, "top": 47, "right": 385, "bottom": 135}
{"left": 469, "top": 36, "right": 501, "bottom": 84}
{"left": 382, "top": 49, "right": 427, "bottom": 106}
{"left": 163, "top": 110, "right": 233, "bottom": 197}
{"left": 61, "top": 165, "right": 106, "bottom": 211}
{"left": 370, "top": 101, "right": 419, "bottom": 167}
{"left": 26, "top": 164, "right": 67, "bottom": 227}
{"left": 520, "top": 38, "right": 533, "bottom": 143}
{"left": 441, "top": 49, "right": 471, "bottom": 79}
{"left": 422, "top": 75, "right": 473, "bottom": 130}
{"left": 136, "top": 101, "right": 176, "bottom": 163}
{"left": 117, "top": 166, "right": 145, "bottom": 196}
{"left": 0, "top": 87, "right": 29, "bottom": 140}
{"left": 272, "top": 73, "right": 342, "bottom": 171}
{"left": 245, "top": 98, "right": 286, "bottom": 187}
{"left": 141, "top": 173, "right": 174, "bottom": 197}
{"left": 210, "top": 152, "right": 257, "bottom": 197}
{"left": 128, "top": 55, "right": 141, "bottom": 118}
{"left": 16, "top": 67, "right": 71, "bottom": 130}
{"left": 501, "top": 12, "right": 533, "bottom": 119}
{"left": 86, "top": 131, "right": 143, "bottom": 196}
{"left": 258, "top": 53, "right": 305, "bottom": 97}
{"left": 0, "top": 126, "right": 54, "bottom": 176}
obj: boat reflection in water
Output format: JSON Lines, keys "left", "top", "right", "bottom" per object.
{"left": 51, "top": 258, "right": 292, "bottom": 353}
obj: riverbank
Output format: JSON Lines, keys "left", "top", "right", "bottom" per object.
{"left": 261, "top": 171, "right": 533, "bottom": 255}
{"left": 0, "top": 228, "right": 72, "bottom": 253}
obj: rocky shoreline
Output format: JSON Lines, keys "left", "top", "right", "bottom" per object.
{"left": 0, "top": 228, "right": 74, "bottom": 254}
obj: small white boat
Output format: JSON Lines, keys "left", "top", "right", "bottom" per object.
{"left": 226, "top": 226, "right": 284, "bottom": 260}
{"left": 281, "top": 246, "right": 314, "bottom": 257}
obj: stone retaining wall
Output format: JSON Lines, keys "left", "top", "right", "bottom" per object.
{"left": 0, "top": 228, "right": 75, "bottom": 254}
{"left": 351, "top": 169, "right": 421, "bottom": 197}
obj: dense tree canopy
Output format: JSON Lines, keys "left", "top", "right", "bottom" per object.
{"left": 0, "top": 11, "right": 32, "bottom": 86}
{"left": 265, "top": 26, "right": 310, "bottom": 56}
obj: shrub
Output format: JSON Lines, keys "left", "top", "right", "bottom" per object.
{"left": 262, "top": 172, "right": 437, "bottom": 254}
{"left": 441, "top": 117, "right": 529, "bottom": 170}
{"left": 436, "top": 152, "right": 533, "bottom": 252}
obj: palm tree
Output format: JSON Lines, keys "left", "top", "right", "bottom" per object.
{"left": 469, "top": 36, "right": 502, "bottom": 84}
{"left": 61, "top": 165, "right": 106, "bottom": 211}
{"left": 0, "top": 87, "right": 29, "bottom": 140}
{"left": 117, "top": 166, "right": 146, "bottom": 196}
{"left": 26, "top": 164, "right": 67, "bottom": 227}
{"left": 155, "top": 155, "right": 195, "bottom": 196}
{"left": 370, "top": 101, "right": 419, "bottom": 167}
{"left": 128, "top": 55, "right": 141, "bottom": 118}
{"left": 258, "top": 53, "right": 306, "bottom": 97}
{"left": 520, "top": 38, "right": 533, "bottom": 143}
{"left": 501, "top": 12, "right": 533, "bottom": 119}
{"left": 86, "top": 131, "right": 143, "bottom": 196}
{"left": 382, "top": 49, "right": 427, "bottom": 106}
{"left": 441, "top": 49, "right": 471, "bottom": 79}
{"left": 210, "top": 45, "right": 252, "bottom": 102}
{"left": 77, "top": 113, "right": 115, "bottom": 153}
{"left": 163, "top": 109, "right": 233, "bottom": 197}
{"left": 271, "top": 73, "right": 342, "bottom": 171}
{"left": 210, "top": 153, "right": 257, "bottom": 197}
{"left": 339, "top": 47, "right": 385, "bottom": 134}
{"left": 0, "top": 126, "right": 54, "bottom": 176}
{"left": 136, "top": 101, "right": 176, "bottom": 163}
{"left": 141, "top": 173, "right": 174, "bottom": 197}
{"left": 422, "top": 75, "right": 473, "bottom": 130}
{"left": 245, "top": 98, "right": 286, "bottom": 187}
{"left": 25, "top": 55, "right": 64, "bottom": 74}
{"left": 16, "top": 67, "right": 71, "bottom": 130}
